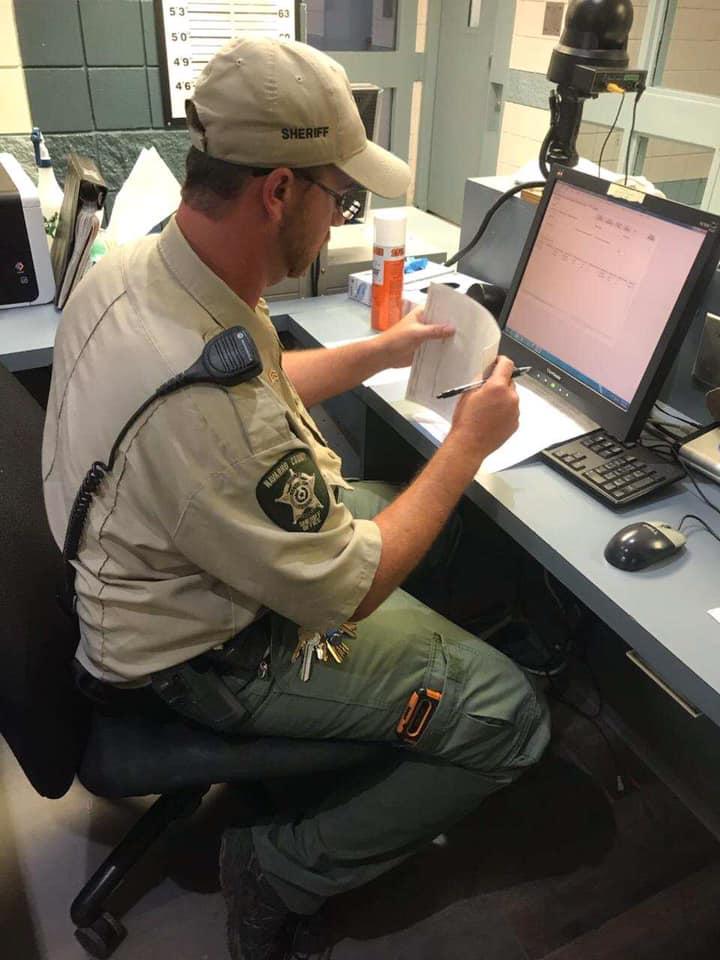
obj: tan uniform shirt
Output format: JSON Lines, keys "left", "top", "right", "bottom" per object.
{"left": 42, "top": 218, "right": 382, "bottom": 684}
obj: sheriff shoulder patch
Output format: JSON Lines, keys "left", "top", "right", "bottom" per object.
{"left": 256, "top": 449, "right": 330, "bottom": 533}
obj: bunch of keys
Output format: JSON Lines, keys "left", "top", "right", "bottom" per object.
{"left": 292, "top": 622, "right": 356, "bottom": 682}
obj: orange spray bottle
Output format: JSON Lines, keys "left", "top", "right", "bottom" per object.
{"left": 371, "top": 210, "right": 407, "bottom": 331}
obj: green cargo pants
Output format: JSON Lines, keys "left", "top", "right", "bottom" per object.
{"left": 222, "top": 481, "right": 551, "bottom": 914}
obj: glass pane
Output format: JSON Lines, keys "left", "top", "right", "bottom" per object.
{"left": 577, "top": 120, "right": 624, "bottom": 173}
{"left": 655, "top": 0, "right": 720, "bottom": 95}
{"left": 633, "top": 136, "right": 713, "bottom": 207}
{"left": 627, "top": 0, "right": 649, "bottom": 67}
{"left": 306, "top": 0, "right": 398, "bottom": 52}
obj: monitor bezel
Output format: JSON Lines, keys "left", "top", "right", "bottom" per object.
{"left": 498, "top": 167, "right": 720, "bottom": 441}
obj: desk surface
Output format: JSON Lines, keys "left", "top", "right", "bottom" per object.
{"left": 271, "top": 294, "right": 720, "bottom": 728}
{"left": 0, "top": 301, "right": 60, "bottom": 371}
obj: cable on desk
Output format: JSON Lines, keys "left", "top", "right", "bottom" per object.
{"left": 652, "top": 401, "right": 699, "bottom": 428}
{"left": 641, "top": 433, "right": 720, "bottom": 519}
{"left": 646, "top": 420, "right": 693, "bottom": 444}
{"left": 679, "top": 513, "right": 720, "bottom": 544}
{"left": 673, "top": 451, "right": 720, "bottom": 519}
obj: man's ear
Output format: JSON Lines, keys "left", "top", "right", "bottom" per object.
{"left": 262, "top": 168, "right": 294, "bottom": 222}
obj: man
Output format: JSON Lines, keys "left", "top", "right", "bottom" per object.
{"left": 43, "top": 37, "right": 550, "bottom": 960}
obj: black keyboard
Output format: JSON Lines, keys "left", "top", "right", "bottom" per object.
{"left": 541, "top": 429, "right": 685, "bottom": 507}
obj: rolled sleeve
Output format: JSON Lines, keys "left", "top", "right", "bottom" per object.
{"left": 172, "top": 442, "right": 382, "bottom": 630}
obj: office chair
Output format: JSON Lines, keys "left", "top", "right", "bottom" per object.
{"left": 0, "top": 362, "right": 382, "bottom": 959}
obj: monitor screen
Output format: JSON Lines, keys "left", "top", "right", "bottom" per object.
{"left": 503, "top": 179, "right": 708, "bottom": 413}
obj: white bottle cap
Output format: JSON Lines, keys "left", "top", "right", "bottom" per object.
{"left": 373, "top": 209, "right": 407, "bottom": 247}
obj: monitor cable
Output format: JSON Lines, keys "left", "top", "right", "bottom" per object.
{"left": 638, "top": 429, "right": 720, "bottom": 531}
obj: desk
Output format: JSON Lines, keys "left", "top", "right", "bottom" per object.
{"left": 270, "top": 294, "right": 720, "bottom": 734}
{"left": 4, "top": 295, "right": 720, "bottom": 724}
{"left": 0, "top": 302, "right": 60, "bottom": 372}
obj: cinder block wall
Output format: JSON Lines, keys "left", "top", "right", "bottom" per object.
{"left": 0, "top": 0, "right": 189, "bottom": 210}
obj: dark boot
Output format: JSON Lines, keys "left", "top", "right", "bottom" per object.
{"left": 219, "top": 827, "right": 295, "bottom": 960}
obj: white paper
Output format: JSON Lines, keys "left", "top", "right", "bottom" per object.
{"left": 364, "top": 366, "right": 411, "bottom": 388}
{"left": 400, "top": 379, "right": 596, "bottom": 475}
{"left": 105, "top": 147, "right": 181, "bottom": 248}
{"left": 708, "top": 609, "right": 720, "bottom": 625}
{"left": 405, "top": 283, "right": 500, "bottom": 417}
{"left": 479, "top": 379, "right": 597, "bottom": 474}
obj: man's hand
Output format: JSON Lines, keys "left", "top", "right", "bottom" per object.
{"left": 377, "top": 305, "right": 455, "bottom": 369}
{"left": 449, "top": 356, "right": 520, "bottom": 459}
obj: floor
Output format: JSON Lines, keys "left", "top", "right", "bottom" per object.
{"left": 3, "top": 695, "right": 720, "bottom": 960}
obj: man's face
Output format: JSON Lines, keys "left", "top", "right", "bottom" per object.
{"left": 280, "top": 167, "right": 355, "bottom": 278}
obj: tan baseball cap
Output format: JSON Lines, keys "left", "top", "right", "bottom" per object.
{"left": 187, "top": 36, "right": 410, "bottom": 199}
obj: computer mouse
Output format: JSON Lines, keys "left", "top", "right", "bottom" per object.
{"left": 604, "top": 520, "right": 687, "bottom": 571}
{"left": 465, "top": 282, "right": 507, "bottom": 320}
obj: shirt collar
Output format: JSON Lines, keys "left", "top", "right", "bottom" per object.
{"left": 157, "top": 216, "right": 262, "bottom": 333}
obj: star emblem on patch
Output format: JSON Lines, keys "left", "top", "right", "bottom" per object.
{"left": 276, "top": 469, "right": 324, "bottom": 523}
{"left": 256, "top": 449, "right": 330, "bottom": 533}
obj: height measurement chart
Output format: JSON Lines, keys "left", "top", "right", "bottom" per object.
{"left": 156, "top": 1, "right": 298, "bottom": 124}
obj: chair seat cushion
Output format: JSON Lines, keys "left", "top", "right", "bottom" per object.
{"left": 78, "top": 707, "right": 387, "bottom": 798}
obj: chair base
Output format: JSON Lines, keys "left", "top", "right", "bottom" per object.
{"left": 71, "top": 787, "right": 208, "bottom": 957}
{"left": 74, "top": 912, "right": 127, "bottom": 960}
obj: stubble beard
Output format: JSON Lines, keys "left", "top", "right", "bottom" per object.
{"left": 281, "top": 208, "right": 328, "bottom": 279}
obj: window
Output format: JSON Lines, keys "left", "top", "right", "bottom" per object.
{"left": 655, "top": 0, "right": 720, "bottom": 97}
{"left": 577, "top": 121, "right": 624, "bottom": 173}
{"left": 581, "top": 0, "right": 720, "bottom": 214}
{"left": 306, "top": 0, "right": 398, "bottom": 52}
{"left": 633, "top": 135, "right": 713, "bottom": 207}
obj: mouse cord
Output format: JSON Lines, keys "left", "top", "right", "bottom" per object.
{"left": 651, "top": 402, "right": 700, "bottom": 428}
{"left": 679, "top": 514, "right": 720, "bottom": 544}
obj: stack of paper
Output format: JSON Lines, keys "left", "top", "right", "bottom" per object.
{"left": 406, "top": 282, "right": 500, "bottom": 418}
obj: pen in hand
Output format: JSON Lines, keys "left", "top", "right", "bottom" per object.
{"left": 436, "top": 366, "right": 532, "bottom": 399}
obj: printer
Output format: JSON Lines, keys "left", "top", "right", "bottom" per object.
{"left": 0, "top": 153, "right": 55, "bottom": 309}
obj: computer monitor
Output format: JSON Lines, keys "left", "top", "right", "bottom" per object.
{"left": 499, "top": 167, "right": 720, "bottom": 440}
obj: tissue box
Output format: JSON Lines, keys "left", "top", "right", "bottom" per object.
{"left": 348, "top": 259, "right": 452, "bottom": 310}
